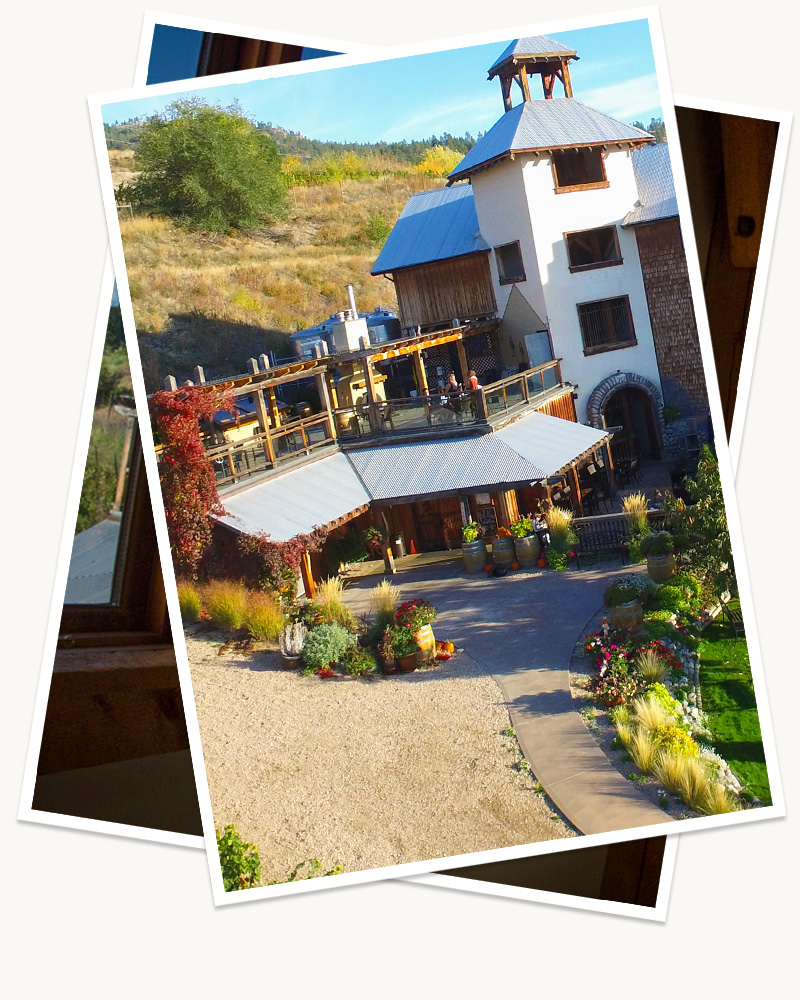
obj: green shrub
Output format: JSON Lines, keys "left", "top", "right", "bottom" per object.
{"left": 177, "top": 581, "right": 202, "bottom": 622}
{"left": 203, "top": 580, "right": 249, "bottom": 631}
{"left": 301, "top": 623, "right": 357, "bottom": 673}
{"left": 655, "top": 585, "right": 686, "bottom": 612}
{"left": 217, "top": 824, "right": 261, "bottom": 891}
{"left": 243, "top": 590, "right": 284, "bottom": 641}
{"left": 639, "top": 531, "right": 675, "bottom": 557}
{"left": 341, "top": 644, "right": 376, "bottom": 677}
{"left": 652, "top": 723, "right": 698, "bottom": 757}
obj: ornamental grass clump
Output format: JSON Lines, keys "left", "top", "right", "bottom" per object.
{"left": 177, "top": 580, "right": 202, "bottom": 623}
{"left": 370, "top": 580, "right": 401, "bottom": 630}
{"left": 243, "top": 590, "right": 284, "bottom": 641}
{"left": 699, "top": 781, "right": 741, "bottom": 815}
{"left": 631, "top": 693, "right": 675, "bottom": 734}
{"left": 544, "top": 505, "right": 578, "bottom": 570}
{"left": 634, "top": 646, "right": 669, "bottom": 684}
{"left": 203, "top": 579, "right": 249, "bottom": 631}
{"left": 628, "top": 727, "right": 660, "bottom": 774}
{"left": 622, "top": 492, "right": 649, "bottom": 537}
{"left": 675, "top": 755, "right": 713, "bottom": 812}
{"left": 316, "top": 576, "right": 353, "bottom": 627}
{"left": 301, "top": 623, "right": 357, "bottom": 674}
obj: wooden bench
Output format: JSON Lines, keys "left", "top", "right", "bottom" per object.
{"left": 573, "top": 514, "right": 630, "bottom": 570}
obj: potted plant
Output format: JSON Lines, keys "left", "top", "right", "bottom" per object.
{"left": 461, "top": 520, "right": 487, "bottom": 573}
{"left": 364, "top": 525, "right": 385, "bottom": 559}
{"left": 279, "top": 621, "right": 308, "bottom": 668}
{"left": 491, "top": 524, "right": 515, "bottom": 570}
{"left": 390, "top": 624, "right": 421, "bottom": 672}
{"left": 639, "top": 530, "right": 677, "bottom": 583}
{"left": 395, "top": 599, "right": 438, "bottom": 663}
{"left": 378, "top": 626, "right": 397, "bottom": 674}
{"left": 603, "top": 575, "right": 655, "bottom": 632}
{"left": 509, "top": 515, "right": 541, "bottom": 567}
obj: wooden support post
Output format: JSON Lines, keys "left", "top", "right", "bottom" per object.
{"left": 325, "top": 372, "right": 339, "bottom": 410}
{"left": 502, "top": 76, "right": 513, "bottom": 112}
{"left": 568, "top": 466, "right": 584, "bottom": 517}
{"left": 518, "top": 65, "right": 531, "bottom": 102}
{"left": 562, "top": 59, "right": 573, "bottom": 98}
{"left": 111, "top": 417, "right": 135, "bottom": 515}
{"left": 456, "top": 339, "right": 470, "bottom": 387}
{"left": 299, "top": 550, "right": 315, "bottom": 600}
{"left": 380, "top": 510, "right": 396, "bottom": 574}
{"left": 604, "top": 443, "right": 617, "bottom": 490}
{"left": 411, "top": 348, "right": 429, "bottom": 395}
{"left": 267, "top": 387, "right": 281, "bottom": 428}
{"left": 315, "top": 372, "right": 336, "bottom": 441}
{"left": 252, "top": 388, "right": 275, "bottom": 465}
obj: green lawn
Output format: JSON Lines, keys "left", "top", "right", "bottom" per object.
{"left": 697, "top": 609, "right": 771, "bottom": 804}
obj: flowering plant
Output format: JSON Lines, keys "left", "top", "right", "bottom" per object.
{"left": 390, "top": 624, "right": 421, "bottom": 657}
{"left": 316, "top": 665, "right": 335, "bottom": 679}
{"left": 364, "top": 525, "right": 385, "bottom": 555}
{"left": 395, "top": 598, "right": 438, "bottom": 631}
{"left": 634, "top": 640, "right": 682, "bottom": 674}
{"left": 592, "top": 661, "right": 646, "bottom": 707}
{"left": 496, "top": 525, "right": 512, "bottom": 538}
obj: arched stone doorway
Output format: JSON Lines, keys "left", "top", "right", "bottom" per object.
{"left": 586, "top": 373, "right": 664, "bottom": 461}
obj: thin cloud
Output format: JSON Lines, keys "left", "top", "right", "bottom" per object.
{"left": 377, "top": 94, "right": 498, "bottom": 143}
{"left": 580, "top": 74, "right": 662, "bottom": 122}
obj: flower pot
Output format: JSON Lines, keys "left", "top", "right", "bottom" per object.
{"left": 462, "top": 539, "right": 488, "bottom": 573}
{"left": 378, "top": 650, "right": 397, "bottom": 674}
{"left": 646, "top": 552, "right": 676, "bottom": 584}
{"left": 414, "top": 624, "right": 435, "bottom": 665}
{"left": 397, "top": 652, "right": 418, "bottom": 672}
{"left": 609, "top": 599, "right": 644, "bottom": 632}
{"left": 491, "top": 536, "right": 515, "bottom": 570}
{"left": 281, "top": 654, "right": 302, "bottom": 669}
{"left": 514, "top": 534, "right": 542, "bottom": 568}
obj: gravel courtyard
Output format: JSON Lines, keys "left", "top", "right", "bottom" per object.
{"left": 188, "top": 630, "right": 575, "bottom": 884}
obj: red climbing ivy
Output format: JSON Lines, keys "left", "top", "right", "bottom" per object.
{"left": 238, "top": 527, "right": 329, "bottom": 605}
{"left": 150, "top": 384, "right": 234, "bottom": 577}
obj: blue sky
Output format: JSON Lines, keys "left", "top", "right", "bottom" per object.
{"left": 104, "top": 20, "right": 663, "bottom": 143}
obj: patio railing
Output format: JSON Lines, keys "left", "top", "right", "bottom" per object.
{"left": 204, "top": 412, "right": 335, "bottom": 488}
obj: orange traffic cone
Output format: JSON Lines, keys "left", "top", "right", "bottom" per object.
{"left": 409, "top": 538, "right": 417, "bottom": 554}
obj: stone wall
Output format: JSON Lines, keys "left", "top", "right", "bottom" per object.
{"left": 633, "top": 219, "right": 711, "bottom": 458}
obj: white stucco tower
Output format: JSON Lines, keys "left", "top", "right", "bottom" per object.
{"left": 448, "top": 37, "right": 667, "bottom": 458}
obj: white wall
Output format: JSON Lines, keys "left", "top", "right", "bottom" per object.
{"left": 472, "top": 145, "right": 664, "bottom": 422}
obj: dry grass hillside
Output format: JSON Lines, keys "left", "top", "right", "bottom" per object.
{"left": 111, "top": 151, "right": 447, "bottom": 391}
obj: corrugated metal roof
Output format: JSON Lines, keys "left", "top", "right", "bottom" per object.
{"left": 449, "top": 100, "right": 652, "bottom": 182}
{"left": 371, "top": 185, "right": 488, "bottom": 275}
{"left": 495, "top": 410, "right": 611, "bottom": 477}
{"left": 346, "top": 436, "right": 544, "bottom": 499}
{"left": 218, "top": 452, "right": 370, "bottom": 541}
{"left": 489, "top": 36, "right": 577, "bottom": 75}
{"left": 623, "top": 142, "right": 678, "bottom": 225}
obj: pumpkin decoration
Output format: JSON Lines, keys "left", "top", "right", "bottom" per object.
{"left": 510, "top": 561, "right": 520, "bottom": 571}
{"left": 538, "top": 557, "right": 548, "bottom": 568}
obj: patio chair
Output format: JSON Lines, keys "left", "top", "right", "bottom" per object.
{"left": 719, "top": 591, "right": 745, "bottom": 640}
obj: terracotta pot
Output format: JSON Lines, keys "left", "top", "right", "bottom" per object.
{"left": 462, "top": 539, "right": 488, "bottom": 573}
{"left": 647, "top": 552, "right": 676, "bottom": 584}
{"left": 414, "top": 624, "right": 436, "bottom": 664}
{"left": 280, "top": 654, "right": 301, "bottom": 669}
{"left": 609, "top": 599, "right": 644, "bottom": 632}
{"left": 514, "top": 534, "right": 542, "bottom": 567}
{"left": 378, "top": 650, "right": 397, "bottom": 674}
{"left": 397, "top": 652, "right": 418, "bottom": 672}
{"left": 491, "top": 536, "right": 515, "bottom": 569}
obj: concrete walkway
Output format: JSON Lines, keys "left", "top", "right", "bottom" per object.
{"left": 344, "top": 557, "right": 672, "bottom": 836}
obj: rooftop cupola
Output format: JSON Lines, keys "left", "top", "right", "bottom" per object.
{"left": 488, "top": 36, "right": 579, "bottom": 112}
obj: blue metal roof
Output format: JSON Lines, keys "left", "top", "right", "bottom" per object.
{"left": 623, "top": 142, "right": 678, "bottom": 226}
{"left": 371, "top": 184, "right": 489, "bottom": 275}
{"left": 448, "top": 100, "right": 653, "bottom": 182}
{"left": 489, "top": 36, "right": 577, "bottom": 76}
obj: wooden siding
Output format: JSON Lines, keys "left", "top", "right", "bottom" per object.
{"left": 394, "top": 253, "right": 497, "bottom": 331}
{"left": 535, "top": 390, "right": 577, "bottom": 422}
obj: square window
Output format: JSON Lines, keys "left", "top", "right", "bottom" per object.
{"left": 577, "top": 296, "right": 637, "bottom": 354}
{"left": 566, "top": 226, "right": 622, "bottom": 272}
{"left": 495, "top": 241, "right": 526, "bottom": 284}
{"left": 552, "top": 148, "right": 608, "bottom": 192}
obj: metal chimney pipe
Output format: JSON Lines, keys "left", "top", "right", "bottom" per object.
{"left": 346, "top": 283, "right": 358, "bottom": 318}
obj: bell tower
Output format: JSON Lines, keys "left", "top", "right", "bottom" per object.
{"left": 488, "top": 36, "right": 579, "bottom": 112}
